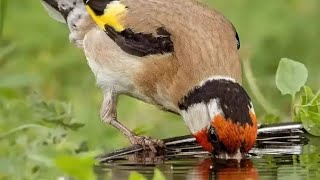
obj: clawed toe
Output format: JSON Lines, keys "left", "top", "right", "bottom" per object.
{"left": 130, "top": 136, "right": 165, "bottom": 152}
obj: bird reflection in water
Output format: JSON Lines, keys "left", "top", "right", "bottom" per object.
{"left": 188, "top": 158, "right": 259, "bottom": 180}
{"left": 98, "top": 151, "right": 259, "bottom": 180}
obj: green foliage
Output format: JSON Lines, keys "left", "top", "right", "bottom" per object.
{"left": 295, "top": 87, "right": 320, "bottom": 136}
{"left": 1, "top": 0, "right": 320, "bottom": 179}
{"left": 129, "top": 171, "right": 147, "bottom": 180}
{"left": 276, "top": 58, "right": 308, "bottom": 96}
{"left": 0, "top": 95, "right": 87, "bottom": 178}
{"left": 275, "top": 59, "right": 320, "bottom": 136}
{"left": 30, "top": 94, "right": 84, "bottom": 130}
{"left": 55, "top": 154, "right": 96, "bottom": 180}
{"left": 152, "top": 169, "right": 166, "bottom": 180}
{"left": 129, "top": 169, "right": 166, "bottom": 180}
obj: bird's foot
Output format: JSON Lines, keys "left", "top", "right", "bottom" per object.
{"left": 129, "top": 135, "right": 165, "bottom": 153}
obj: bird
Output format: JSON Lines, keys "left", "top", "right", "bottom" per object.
{"left": 41, "top": 0, "right": 257, "bottom": 159}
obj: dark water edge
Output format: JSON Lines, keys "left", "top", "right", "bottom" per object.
{"left": 95, "top": 123, "right": 320, "bottom": 180}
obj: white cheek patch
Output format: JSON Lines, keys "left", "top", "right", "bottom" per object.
{"left": 181, "top": 103, "right": 211, "bottom": 134}
{"left": 181, "top": 99, "right": 225, "bottom": 134}
{"left": 207, "top": 98, "right": 224, "bottom": 120}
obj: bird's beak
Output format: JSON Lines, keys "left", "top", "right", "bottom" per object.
{"left": 41, "top": 0, "right": 65, "bottom": 23}
{"left": 41, "top": 0, "right": 73, "bottom": 23}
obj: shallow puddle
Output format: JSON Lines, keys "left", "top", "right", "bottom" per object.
{"left": 95, "top": 123, "right": 320, "bottom": 179}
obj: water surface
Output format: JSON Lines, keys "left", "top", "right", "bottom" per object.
{"left": 95, "top": 123, "right": 320, "bottom": 179}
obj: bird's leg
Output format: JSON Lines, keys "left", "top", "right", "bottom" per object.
{"left": 101, "top": 91, "right": 165, "bottom": 152}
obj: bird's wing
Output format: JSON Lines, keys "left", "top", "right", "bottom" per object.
{"left": 84, "top": 0, "right": 174, "bottom": 57}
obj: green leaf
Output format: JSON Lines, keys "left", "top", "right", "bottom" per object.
{"left": 300, "top": 110, "right": 320, "bottom": 136}
{"left": 30, "top": 94, "right": 84, "bottom": 131}
{"left": 303, "top": 86, "right": 315, "bottom": 102}
{"left": 276, "top": 58, "right": 308, "bottom": 96}
{"left": 302, "top": 86, "right": 319, "bottom": 113}
{"left": 129, "top": 171, "right": 147, "bottom": 180}
{"left": 55, "top": 154, "right": 96, "bottom": 180}
{"left": 296, "top": 86, "right": 320, "bottom": 132}
{"left": 153, "top": 169, "right": 166, "bottom": 180}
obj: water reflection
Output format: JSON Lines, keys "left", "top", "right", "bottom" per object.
{"left": 96, "top": 124, "right": 320, "bottom": 179}
{"left": 97, "top": 156, "right": 261, "bottom": 180}
{"left": 97, "top": 152, "right": 320, "bottom": 179}
{"left": 187, "top": 158, "right": 258, "bottom": 180}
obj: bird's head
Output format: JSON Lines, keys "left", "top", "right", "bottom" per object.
{"left": 179, "top": 77, "right": 258, "bottom": 159}
{"left": 41, "top": 0, "right": 84, "bottom": 23}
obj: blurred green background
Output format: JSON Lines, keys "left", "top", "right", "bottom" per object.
{"left": 0, "top": 0, "right": 320, "bottom": 178}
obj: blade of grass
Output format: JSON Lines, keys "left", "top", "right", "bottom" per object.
{"left": 0, "top": 124, "right": 48, "bottom": 140}
{"left": 0, "top": 0, "right": 8, "bottom": 39}
{"left": 243, "top": 59, "right": 280, "bottom": 116}
{"left": 0, "top": 43, "right": 15, "bottom": 66}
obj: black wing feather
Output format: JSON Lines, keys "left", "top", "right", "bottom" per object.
{"left": 105, "top": 25, "right": 174, "bottom": 57}
{"left": 84, "top": 0, "right": 113, "bottom": 15}
{"left": 85, "top": 0, "right": 174, "bottom": 57}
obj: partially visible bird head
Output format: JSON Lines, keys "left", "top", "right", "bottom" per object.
{"left": 41, "top": 0, "right": 84, "bottom": 23}
{"left": 179, "top": 77, "right": 258, "bottom": 159}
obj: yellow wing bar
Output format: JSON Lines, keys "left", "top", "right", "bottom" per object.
{"left": 85, "top": 1, "right": 127, "bottom": 32}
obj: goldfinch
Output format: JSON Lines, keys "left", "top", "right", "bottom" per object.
{"left": 41, "top": 0, "right": 257, "bottom": 158}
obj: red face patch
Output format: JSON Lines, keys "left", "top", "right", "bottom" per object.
{"left": 212, "top": 112, "right": 258, "bottom": 153}
{"left": 193, "top": 112, "right": 257, "bottom": 154}
{"left": 194, "top": 129, "right": 214, "bottom": 153}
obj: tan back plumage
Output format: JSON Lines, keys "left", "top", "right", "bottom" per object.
{"left": 120, "top": 0, "right": 241, "bottom": 105}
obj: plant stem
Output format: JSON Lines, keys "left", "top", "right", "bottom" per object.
{"left": 295, "top": 103, "right": 320, "bottom": 108}
{"left": 294, "top": 88, "right": 320, "bottom": 110}
{"left": 0, "top": 0, "right": 7, "bottom": 39}
{"left": 243, "top": 59, "right": 279, "bottom": 115}
{"left": 0, "top": 124, "right": 48, "bottom": 140}
{"left": 309, "top": 89, "right": 320, "bottom": 105}
{"left": 291, "top": 94, "right": 296, "bottom": 122}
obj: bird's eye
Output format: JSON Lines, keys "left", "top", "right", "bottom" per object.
{"left": 208, "top": 126, "right": 218, "bottom": 143}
